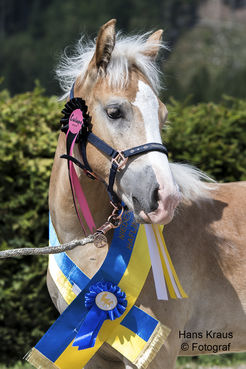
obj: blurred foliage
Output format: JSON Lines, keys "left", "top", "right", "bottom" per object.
{"left": 1, "top": 0, "right": 246, "bottom": 103}
{"left": 0, "top": 84, "right": 61, "bottom": 364}
{"left": 0, "top": 364, "right": 32, "bottom": 369}
{"left": 0, "top": 86, "right": 245, "bottom": 363}
{"left": 0, "top": 83, "right": 60, "bottom": 248}
{"left": 165, "top": 96, "right": 246, "bottom": 182}
{"left": 0, "top": 0, "right": 202, "bottom": 95}
{"left": 164, "top": 23, "right": 246, "bottom": 103}
{"left": 177, "top": 352, "right": 246, "bottom": 367}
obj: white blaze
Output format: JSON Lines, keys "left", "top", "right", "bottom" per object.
{"left": 132, "top": 80, "right": 174, "bottom": 190}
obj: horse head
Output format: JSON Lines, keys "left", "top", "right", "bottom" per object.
{"left": 58, "top": 19, "right": 180, "bottom": 225}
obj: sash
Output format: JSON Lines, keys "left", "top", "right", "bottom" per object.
{"left": 26, "top": 213, "right": 187, "bottom": 369}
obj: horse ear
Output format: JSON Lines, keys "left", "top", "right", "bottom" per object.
{"left": 144, "top": 30, "right": 163, "bottom": 60}
{"left": 89, "top": 19, "right": 116, "bottom": 74}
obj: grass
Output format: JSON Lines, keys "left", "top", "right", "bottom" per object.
{"left": 0, "top": 363, "right": 32, "bottom": 369}
{"left": 0, "top": 354, "right": 245, "bottom": 369}
{"left": 177, "top": 354, "right": 246, "bottom": 368}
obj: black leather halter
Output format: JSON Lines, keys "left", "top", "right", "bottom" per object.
{"left": 60, "top": 84, "right": 168, "bottom": 210}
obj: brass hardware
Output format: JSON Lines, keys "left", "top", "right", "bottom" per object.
{"left": 94, "top": 204, "right": 124, "bottom": 248}
{"left": 111, "top": 152, "right": 128, "bottom": 170}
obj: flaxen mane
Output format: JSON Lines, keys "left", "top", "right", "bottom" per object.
{"left": 56, "top": 32, "right": 166, "bottom": 97}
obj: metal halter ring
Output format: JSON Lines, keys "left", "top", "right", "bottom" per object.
{"left": 107, "top": 215, "right": 123, "bottom": 228}
{"left": 107, "top": 205, "right": 124, "bottom": 228}
{"left": 111, "top": 152, "right": 128, "bottom": 170}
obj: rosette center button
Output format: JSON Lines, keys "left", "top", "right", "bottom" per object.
{"left": 95, "top": 292, "right": 118, "bottom": 311}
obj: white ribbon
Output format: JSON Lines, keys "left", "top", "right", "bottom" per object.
{"left": 144, "top": 224, "right": 187, "bottom": 300}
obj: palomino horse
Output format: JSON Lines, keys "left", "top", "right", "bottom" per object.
{"left": 48, "top": 20, "right": 246, "bottom": 369}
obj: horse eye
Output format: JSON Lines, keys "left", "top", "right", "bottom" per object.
{"left": 106, "top": 107, "right": 122, "bottom": 120}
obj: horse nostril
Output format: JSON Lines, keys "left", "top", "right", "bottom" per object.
{"left": 132, "top": 184, "right": 159, "bottom": 214}
{"left": 129, "top": 166, "right": 160, "bottom": 215}
{"left": 150, "top": 185, "right": 159, "bottom": 212}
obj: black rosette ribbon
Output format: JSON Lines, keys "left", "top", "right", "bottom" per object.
{"left": 72, "top": 281, "right": 127, "bottom": 350}
{"left": 60, "top": 97, "right": 91, "bottom": 140}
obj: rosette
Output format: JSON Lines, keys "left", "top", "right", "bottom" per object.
{"left": 72, "top": 281, "right": 127, "bottom": 350}
{"left": 60, "top": 97, "right": 91, "bottom": 139}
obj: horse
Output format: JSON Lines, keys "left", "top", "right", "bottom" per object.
{"left": 48, "top": 19, "right": 246, "bottom": 369}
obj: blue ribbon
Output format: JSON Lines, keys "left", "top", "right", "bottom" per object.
{"left": 72, "top": 281, "right": 127, "bottom": 350}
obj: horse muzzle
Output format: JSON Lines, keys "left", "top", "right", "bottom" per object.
{"left": 139, "top": 186, "right": 181, "bottom": 224}
{"left": 119, "top": 164, "right": 181, "bottom": 225}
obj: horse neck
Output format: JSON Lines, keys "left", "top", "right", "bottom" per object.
{"left": 49, "top": 133, "right": 112, "bottom": 243}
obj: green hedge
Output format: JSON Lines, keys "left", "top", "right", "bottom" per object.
{"left": 165, "top": 96, "right": 246, "bottom": 182}
{"left": 0, "top": 85, "right": 60, "bottom": 364}
{"left": 0, "top": 87, "right": 245, "bottom": 364}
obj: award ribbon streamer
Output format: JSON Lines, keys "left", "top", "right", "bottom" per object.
{"left": 144, "top": 224, "right": 188, "bottom": 300}
{"left": 66, "top": 108, "right": 96, "bottom": 234}
{"left": 26, "top": 214, "right": 186, "bottom": 369}
{"left": 26, "top": 213, "right": 166, "bottom": 369}
{"left": 73, "top": 302, "right": 109, "bottom": 350}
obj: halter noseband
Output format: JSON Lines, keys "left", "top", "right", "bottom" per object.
{"left": 60, "top": 84, "right": 168, "bottom": 237}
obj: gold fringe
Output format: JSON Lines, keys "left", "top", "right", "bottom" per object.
{"left": 133, "top": 323, "right": 171, "bottom": 369}
{"left": 24, "top": 348, "right": 59, "bottom": 369}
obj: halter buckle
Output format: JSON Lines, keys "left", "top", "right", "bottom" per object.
{"left": 85, "top": 170, "right": 98, "bottom": 180}
{"left": 112, "top": 152, "right": 128, "bottom": 170}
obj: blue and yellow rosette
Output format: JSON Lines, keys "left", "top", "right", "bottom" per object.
{"left": 73, "top": 281, "right": 127, "bottom": 350}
